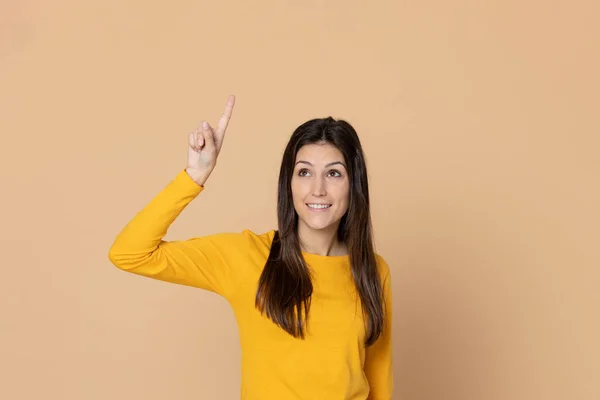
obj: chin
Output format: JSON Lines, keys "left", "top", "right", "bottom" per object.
{"left": 306, "top": 223, "right": 332, "bottom": 231}
{"left": 300, "top": 217, "right": 339, "bottom": 232}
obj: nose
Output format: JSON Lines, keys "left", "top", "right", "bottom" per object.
{"left": 312, "top": 175, "right": 327, "bottom": 197}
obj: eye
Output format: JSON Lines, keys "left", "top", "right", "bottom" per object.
{"left": 327, "top": 169, "right": 342, "bottom": 177}
{"left": 298, "top": 168, "right": 311, "bottom": 177}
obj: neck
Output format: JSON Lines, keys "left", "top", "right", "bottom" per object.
{"left": 297, "top": 223, "right": 347, "bottom": 256}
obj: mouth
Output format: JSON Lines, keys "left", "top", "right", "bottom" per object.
{"left": 306, "top": 203, "right": 332, "bottom": 211}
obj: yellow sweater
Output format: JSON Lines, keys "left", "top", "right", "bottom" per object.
{"left": 108, "top": 169, "right": 394, "bottom": 400}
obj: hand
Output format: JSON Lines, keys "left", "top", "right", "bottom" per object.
{"left": 186, "top": 95, "right": 235, "bottom": 185}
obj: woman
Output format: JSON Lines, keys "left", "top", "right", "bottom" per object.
{"left": 108, "top": 95, "right": 393, "bottom": 399}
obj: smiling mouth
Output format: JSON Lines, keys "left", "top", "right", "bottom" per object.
{"left": 306, "top": 203, "right": 332, "bottom": 210}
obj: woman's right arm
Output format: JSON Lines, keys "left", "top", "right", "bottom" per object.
{"left": 108, "top": 96, "right": 242, "bottom": 297}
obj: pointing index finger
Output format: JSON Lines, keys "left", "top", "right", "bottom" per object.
{"left": 216, "top": 95, "right": 235, "bottom": 136}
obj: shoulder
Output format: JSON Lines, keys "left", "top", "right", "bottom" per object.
{"left": 200, "top": 228, "right": 274, "bottom": 243}
{"left": 212, "top": 229, "right": 276, "bottom": 261}
{"left": 240, "top": 229, "right": 276, "bottom": 250}
{"left": 374, "top": 252, "right": 391, "bottom": 282}
{"left": 187, "top": 229, "right": 275, "bottom": 254}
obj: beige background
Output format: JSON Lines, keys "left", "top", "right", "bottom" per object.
{"left": 1, "top": 0, "right": 599, "bottom": 399}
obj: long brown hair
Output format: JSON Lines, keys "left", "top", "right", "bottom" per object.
{"left": 255, "top": 117, "right": 384, "bottom": 346}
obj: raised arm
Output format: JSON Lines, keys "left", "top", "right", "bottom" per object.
{"left": 108, "top": 96, "right": 244, "bottom": 297}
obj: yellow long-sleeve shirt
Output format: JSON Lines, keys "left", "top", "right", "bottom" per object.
{"left": 108, "top": 169, "right": 394, "bottom": 400}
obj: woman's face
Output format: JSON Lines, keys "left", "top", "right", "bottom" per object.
{"left": 291, "top": 142, "right": 350, "bottom": 233}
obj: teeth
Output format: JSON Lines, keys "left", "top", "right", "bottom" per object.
{"left": 308, "top": 204, "right": 331, "bottom": 209}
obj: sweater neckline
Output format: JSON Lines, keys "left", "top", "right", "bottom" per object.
{"left": 301, "top": 251, "right": 350, "bottom": 265}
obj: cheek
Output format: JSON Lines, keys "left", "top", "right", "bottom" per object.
{"left": 338, "top": 194, "right": 350, "bottom": 214}
{"left": 334, "top": 183, "right": 350, "bottom": 206}
{"left": 290, "top": 180, "right": 305, "bottom": 204}
{"left": 340, "top": 195, "right": 350, "bottom": 212}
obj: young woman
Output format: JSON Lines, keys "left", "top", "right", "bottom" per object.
{"left": 108, "top": 95, "right": 393, "bottom": 399}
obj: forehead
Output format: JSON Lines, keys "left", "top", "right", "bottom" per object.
{"left": 295, "top": 143, "right": 344, "bottom": 164}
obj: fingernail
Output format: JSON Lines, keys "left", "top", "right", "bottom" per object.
{"left": 202, "top": 121, "right": 209, "bottom": 129}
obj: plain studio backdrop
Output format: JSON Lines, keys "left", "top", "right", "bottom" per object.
{"left": 1, "top": 1, "right": 598, "bottom": 399}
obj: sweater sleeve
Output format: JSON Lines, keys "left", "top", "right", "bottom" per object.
{"left": 107, "top": 169, "right": 248, "bottom": 298}
{"left": 364, "top": 258, "right": 394, "bottom": 400}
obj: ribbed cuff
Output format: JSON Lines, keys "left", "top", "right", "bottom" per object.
{"left": 173, "top": 168, "right": 206, "bottom": 194}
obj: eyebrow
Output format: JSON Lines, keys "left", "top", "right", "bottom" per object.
{"left": 295, "top": 160, "right": 347, "bottom": 169}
